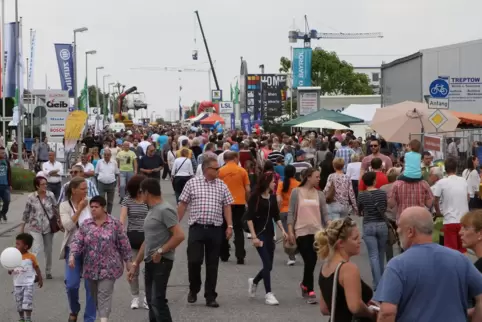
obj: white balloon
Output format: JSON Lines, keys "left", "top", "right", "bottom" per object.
{"left": 0, "top": 247, "right": 22, "bottom": 269}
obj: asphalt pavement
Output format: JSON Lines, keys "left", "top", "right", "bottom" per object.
{"left": 0, "top": 181, "right": 380, "bottom": 322}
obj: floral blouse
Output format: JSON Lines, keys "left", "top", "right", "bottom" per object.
{"left": 22, "top": 191, "right": 59, "bottom": 234}
{"left": 70, "top": 215, "right": 132, "bottom": 280}
{"left": 324, "top": 173, "right": 358, "bottom": 212}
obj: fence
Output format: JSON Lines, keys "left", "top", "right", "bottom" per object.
{"left": 409, "top": 128, "right": 482, "bottom": 173}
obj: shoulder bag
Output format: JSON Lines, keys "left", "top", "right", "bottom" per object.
{"left": 283, "top": 189, "right": 300, "bottom": 255}
{"left": 330, "top": 261, "right": 346, "bottom": 322}
{"left": 370, "top": 192, "right": 400, "bottom": 248}
{"left": 38, "top": 195, "right": 62, "bottom": 234}
{"left": 325, "top": 176, "right": 336, "bottom": 204}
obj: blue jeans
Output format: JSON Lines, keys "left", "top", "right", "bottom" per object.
{"left": 253, "top": 234, "right": 275, "bottom": 293}
{"left": 64, "top": 247, "right": 96, "bottom": 322}
{"left": 119, "top": 171, "right": 134, "bottom": 199}
{"left": 0, "top": 185, "right": 10, "bottom": 218}
{"left": 326, "top": 202, "right": 349, "bottom": 221}
{"left": 363, "top": 222, "right": 388, "bottom": 290}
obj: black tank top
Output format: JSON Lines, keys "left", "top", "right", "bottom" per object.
{"left": 318, "top": 263, "right": 373, "bottom": 322}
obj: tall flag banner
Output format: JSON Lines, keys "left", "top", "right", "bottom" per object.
{"left": 230, "top": 83, "right": 233, "bottom": 101}
{"left": 292, "top": 48, "right": 312, "bottom": 88}
{"left": 230, "top": 112, "right": 235, "bottom": 130}
{"left": 27, "top": 29, "right": 36, "bottom": 91}
{"left": 79, "top": 78, "right": 87, "bottom": 112}
{"left": 241, "top": 112, "right": 251, "bottom": 134}
{"left": 54, "top": 43, "right": 75, "bottom": 97}
{"left": 4, "top": 22, "right": 17, "bottom": 98}
{"left": 14, "top": 20, "right": 24, "bottom": 117}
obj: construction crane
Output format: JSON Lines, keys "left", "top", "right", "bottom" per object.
{"left": 288, "top": 15, "right": 383, "bottom": 47}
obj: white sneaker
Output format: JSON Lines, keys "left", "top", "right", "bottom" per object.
{"left": 287, "top": 259, "right": 296, "bottom": 266}
{"left": 131, "top": 297, "right": 139, "bottom": 309}
{"left": 265, "top": 292, "right": 279, "bottom": 305}
{"left": 248, "top": 278, "right": 257, "bottom": 298}
{"left": 143, "top": 297, "right": 149, "bottom": 309}
{"left": 247, "top": 233, "right": 252, "bottom": 239}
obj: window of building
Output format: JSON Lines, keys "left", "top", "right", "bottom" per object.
{"left": 372, "top": 72, "right": 380, "bottom": 82}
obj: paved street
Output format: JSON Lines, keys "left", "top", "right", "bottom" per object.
{"left": 0, "top": 182, "right": 379, "bottom": 321}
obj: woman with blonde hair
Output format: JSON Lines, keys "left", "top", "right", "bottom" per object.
{"left": 316, "top": 218, "right": 377, "bottom": 321}
{"left": 460, "top": 210, "right": 482, "bottom": 272}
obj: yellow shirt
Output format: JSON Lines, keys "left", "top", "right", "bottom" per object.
{"left": 116, "top": 150, "right": 137, "bottom": 172}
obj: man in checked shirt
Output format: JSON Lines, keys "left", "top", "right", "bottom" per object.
{"left": 178, "top": 156, "right": 234, "bottom": 308}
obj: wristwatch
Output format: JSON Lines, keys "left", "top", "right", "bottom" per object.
{"left": 228, "top": 225, "right": 234, "bottom": 229}
{"left": 157, "top": 248, "right": 164, "bottom": 254}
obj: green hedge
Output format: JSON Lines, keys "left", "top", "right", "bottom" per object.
{"left": 12, "top": 166, "right": 35, "bottom": 192}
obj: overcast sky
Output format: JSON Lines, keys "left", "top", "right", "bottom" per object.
{"left": 7, "top": 0, "right": 482, "bottom": 120}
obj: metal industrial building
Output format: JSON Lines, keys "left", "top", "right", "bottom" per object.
{"left": 381, "top": 39, "right": 482, "bottom": 113}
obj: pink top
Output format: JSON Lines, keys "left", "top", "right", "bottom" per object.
{"left": 294, "top": 189, "right": 322, "bottom": 237}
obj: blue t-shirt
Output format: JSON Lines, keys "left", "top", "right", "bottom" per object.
{"left": 274, "top": 165, "right": 285, "bottom": 181}
{"left": 374, "top": 243, "right": 482, "bottom": 322}
{"left": 115, "top": 138, "right": 123, "bottom": 146}
{"left": 403, "top": 151, "right": 421, "bottom": 179}
{"left": 157, "top": 135, "right": 168, "bottom": 150}
{"left": 0, "top": 160, "right": 8, "bottom": 185}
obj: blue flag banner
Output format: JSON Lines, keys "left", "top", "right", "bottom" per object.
{"left": 54, "top": 43, "right": 75, "bottom": 97}
{"left": 230, "top": 113, "right": 235, "bottom": 130}
{"left": 4, "top": 22, "right": 17, "bottom": 98}
{"left": 241, "top": 112, "right": 251, "bottom": 134}
{"left": 292, "top": 48, "right": 312, "bottom": 89}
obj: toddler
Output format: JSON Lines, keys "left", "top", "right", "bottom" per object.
{"left": 9, "top": 233, "right": 43, "bottom": 322}
{"left": 399, "top": 139, "right": 422, "bottom": 182}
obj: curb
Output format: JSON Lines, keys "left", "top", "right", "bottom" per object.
{"left": 0, "top": 222, "right": 21, "bottom": 236}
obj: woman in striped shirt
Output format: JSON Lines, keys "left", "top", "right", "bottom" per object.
{"left": 120, "top": 175, "right": 149, "bottom": 310}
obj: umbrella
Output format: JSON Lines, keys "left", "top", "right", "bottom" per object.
{"left": 370, "top": 101, "right": 460, "bottom": 144}
{"left": 295, "top": 119, "right": 350, "bottom": 130}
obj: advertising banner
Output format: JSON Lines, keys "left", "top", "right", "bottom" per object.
{"left": 230, "top": 113, "right": 235, "bottom": 130}
{"left": 28, "top": 30, "right": 36, "bottom": 91}
{"left": 219, "top": 101, "right": 234, "bottom": 114}
{"left": 241, "top": 112, "right": 251, "bottom": 133}
{"left": 292, "top": 48, "right": 312, "bottom": 89}
{"left": 4, "top": 22, "right": 17, "bottom": 98}
{"left": 245, "top": 74, "right": 287, "bottom": 121}
{"left": 221, "top": 113, "right": 232, "bottom": 130}
{"left": 54, "top": 44, "right": 75, "bottom": 98}
{"left": 46, "top": 90, "right": 69, "bottom": 142}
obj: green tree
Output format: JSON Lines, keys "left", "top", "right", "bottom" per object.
{"left": 155, "top": 118, "right": 165, "bottom": 124}
{"left": 77, "top": 86, "right": 108, "bottom": 109}
{"left": 279, "top": 48, "right": 373, "bottom": 95}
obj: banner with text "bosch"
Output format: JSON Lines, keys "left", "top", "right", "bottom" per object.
{"left": 54, "top": 44, "right": 75, "bottom": 98}
{"left": 46, "top": 90, "right": 70, "bottom": 142}
{"left": 292, "top": 48, "right": 312, "bottom": 88}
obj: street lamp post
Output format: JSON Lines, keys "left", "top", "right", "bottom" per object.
{"left": 85, "top": 50, "right": 96, "bottom": 115}
{"left": 95, "top": 66, "right": 104, "bottom": 111}
{"left": 73, "top": 27, "right": 88, "bottom": 107}
{"left": 102, "top": 75, "right": 111, "bottom": 120}
{"left": 108, "top": 82, "right": 115, "bottom": 119}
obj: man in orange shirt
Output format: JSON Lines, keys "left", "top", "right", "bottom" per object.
{"left": 218, "top": 151, "right": 251, "bottom": 264}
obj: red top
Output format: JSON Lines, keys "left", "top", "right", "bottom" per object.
{"left": 239, "top": 150, "right": 253, "bottom": 169}
{"left": 359, "top": 171, "right": 389, "bottom": 192}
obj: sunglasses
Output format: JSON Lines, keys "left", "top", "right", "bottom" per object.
{"left": 336, "top": 217, "right": 355, "bottom": 240}
{"left": 209, "top": 166, "right": 220, "bottom": 171}
{"left": 370, "top": 145, "right": 379, "bottom": 148}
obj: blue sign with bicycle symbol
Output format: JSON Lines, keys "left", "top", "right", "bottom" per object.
{"left": 429, "top": 79, "right": 450, "bottom": 98}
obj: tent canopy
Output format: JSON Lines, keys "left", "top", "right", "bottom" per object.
{"left": 450, "top": 111, "right": 482, "bottom": 126}
{"left": 341, "top": 104, "right": 380, "bottom": 123}
{"left": 296, "top": 119, "right": 349, "bottom": 130}
{"left": 190, "top": 112, "right": 208, "bottom": 123}
{"left": 200, "top": 113, "right": 225, "bottom": 125}
{"left": 283, "top": 108, "right": 364, "bottom": 127}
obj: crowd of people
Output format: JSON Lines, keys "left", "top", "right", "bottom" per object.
{"left": 8, "top": 123, "right": 482, "bottom": 321}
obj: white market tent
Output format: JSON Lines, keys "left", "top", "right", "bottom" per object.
{"left": 341, "top": 104, "right": 380, "bottom": 124}
{"left": 341, "top": 104, "right": 380, "bottom": 139}
{"left": 296, "top": 119, "right": 349, "bottom": 130}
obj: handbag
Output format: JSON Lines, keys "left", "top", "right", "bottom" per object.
{"left": 283, "top": 192, "right": 300, "bottom": 255}
{"left": 37, "top": 195, "right": 62, "bottom": 234}
{"left": 370, "top": 193, "right": 400, "bottom": 247}
{"left": 325, "top": 178, "right": 336, "bottom": 204}
{"left": 241, "top": 196, "right": 271, "bottom": 237}
{"left": 330, "top": 261, "right": 345, "bottom": 322}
